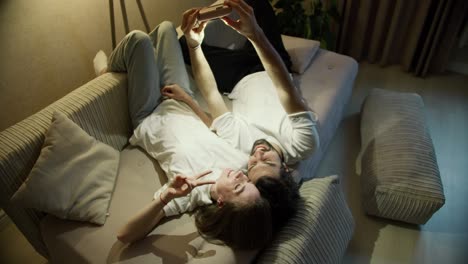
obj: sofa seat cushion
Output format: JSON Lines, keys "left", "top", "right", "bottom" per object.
{"left": 359, "top": 88, "right": 445, "bottom": 224}
{"left": 41, "top": 147, "right": 256, "bottom": 264}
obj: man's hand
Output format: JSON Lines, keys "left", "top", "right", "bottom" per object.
{"left": 182, "top": 8, "right": 208, "bottom": 48}
{"left": 163, "top": 170, "right": 215, "bottom": 201}
{"left": 221, "top": 0, "right": 262, "bottom": 41}
{"left": 161, "top": 84, "right": 191, "bottom": 103}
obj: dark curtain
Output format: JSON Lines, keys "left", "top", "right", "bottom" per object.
{"left": 336, "top": 0, "right": 468, "bottom": 76}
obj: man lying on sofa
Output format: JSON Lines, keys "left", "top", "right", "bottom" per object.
{"left": 97, "top": 18, "right": 276, "bottom": 249}
{"left": 93, "top": 0, "right": 320, "bottom": 246}
{"left": 179, "top": 0, "right": 320, "bottom": 230}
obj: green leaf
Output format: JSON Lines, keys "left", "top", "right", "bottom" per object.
{"left": 271, "top": 0, "right": 341, "bottom": 43}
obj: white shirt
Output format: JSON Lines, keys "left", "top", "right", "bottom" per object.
{"left": 211, "top": 71, "right": 320, "bottom": 165}
{"left": 130, "top": 99, "right": 248, "bottom": 216}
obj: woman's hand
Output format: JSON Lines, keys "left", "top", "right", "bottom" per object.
{"left": 163, "top": 170, "right": 215, "bottom": 201}
{"left": 161, "top": 84, "right": 191, "bottom": 103}
{"left": 221, "top": 0, "right": 262, "bottom": 41}
{"left": 182, "top": 8, "right": 208, "bottom": 48}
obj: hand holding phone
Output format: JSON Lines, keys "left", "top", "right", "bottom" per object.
{"left": 197, "top": 4, "right": 232, "bottom": 22}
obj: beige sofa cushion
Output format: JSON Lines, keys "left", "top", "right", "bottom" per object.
{"left": 11, "top": 112, "right": 120, "bottom": 225}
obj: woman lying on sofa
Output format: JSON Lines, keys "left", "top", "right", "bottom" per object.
{"left": 97, "top": 19, "right": 276, "bottom": 249}
{"left": 93, "top": 0, "right": 319, "bottom": 250}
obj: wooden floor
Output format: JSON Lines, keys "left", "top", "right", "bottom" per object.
{"left": 1, "top": 62, "right": 467, "bottom": 263}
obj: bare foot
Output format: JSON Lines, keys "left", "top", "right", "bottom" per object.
{"left": 93, "top": 50, "right": 108, "bottom": 76}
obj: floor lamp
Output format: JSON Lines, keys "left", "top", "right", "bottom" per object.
{"left": 109, "top": 0, "right": 151, "bottom": 49}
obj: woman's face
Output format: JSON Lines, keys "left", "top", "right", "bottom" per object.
{"left": 215, "top": 169, "right": 260, "bottom": 205}
{"left": 247, "top": 141, "right": 282, "bottom": 183}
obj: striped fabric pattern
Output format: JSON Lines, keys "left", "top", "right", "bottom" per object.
{"left": 360, "top": 88, "right": 445, "bottom": 224}
{"left": 0, "top": 73, "right": 131, "bottom": 258}
{"left": 257, "top": 175, "right": 354, "bottom": 264}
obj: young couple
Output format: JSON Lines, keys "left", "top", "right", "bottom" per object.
{"left": 95, "top": 0, "right": 319, "bottom": 250}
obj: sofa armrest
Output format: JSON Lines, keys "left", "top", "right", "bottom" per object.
{"left": 0, "top": 72, "right": 131, "bottom": 258}
{"left": 256, "top": 175, "right": 354, "bottom": 263}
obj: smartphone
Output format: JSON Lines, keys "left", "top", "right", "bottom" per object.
{"left": 198, "top": 4, "right": 232, "bottom": 22}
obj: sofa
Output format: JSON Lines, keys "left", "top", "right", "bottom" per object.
{"left": 0, "top": 25, "right": 358, "bottom": 263}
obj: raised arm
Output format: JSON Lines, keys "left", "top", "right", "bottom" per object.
{"left": 182, "top": 8, "right": 229, "bottom": 120}
{"left": 161, "top": 84, "right": 212, "bottom": 127}
{"left": 117, "top": 170, "right": 214, "bottom": 243}
{"left": 222, "top": 0, "right": 310, "bottom": 114}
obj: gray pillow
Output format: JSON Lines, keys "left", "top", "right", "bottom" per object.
{"left": 257, "top": 175, "right": 354, "bottom": 263}
{"left": 10, "top": 111, "right": 120, "bottom": 225}
{"left": 281, "top": 35, "right": 320, "bottom": 74}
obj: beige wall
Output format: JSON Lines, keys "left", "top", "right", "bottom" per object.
{"left": 0, "top": 0, "right": 211, "bottom": 131}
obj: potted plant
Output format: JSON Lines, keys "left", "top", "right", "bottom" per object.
{"left": 270, "top": 0, "right": 340, "bottom": 50}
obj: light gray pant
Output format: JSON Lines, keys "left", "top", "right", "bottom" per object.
{"left": 108, "top": 21, "right": 194, "bottom": 129}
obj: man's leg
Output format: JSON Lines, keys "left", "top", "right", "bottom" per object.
{"left": 108, "top": 30, "right": 160, "bottom": 129}
{"left": 148, "top": 21, "right": 195, "bottom": 97}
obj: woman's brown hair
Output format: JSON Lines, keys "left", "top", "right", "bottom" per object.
{"left": 194, "top": 196, "right": 273, "bottom": 250}
{"left": 255, "top": 166, "right": 300, "bottom": 232}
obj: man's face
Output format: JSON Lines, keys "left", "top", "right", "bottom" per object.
{"left": 247, "top": 140, "right": 283, "bottom": 183}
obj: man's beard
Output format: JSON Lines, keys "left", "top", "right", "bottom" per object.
{"left": 250, "top": 139, "right": 274, "bottom": 156}
{"left": 250, "top": 139, "right": 284, "bottom": 162}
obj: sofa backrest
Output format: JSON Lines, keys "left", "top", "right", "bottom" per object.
{"left": 0, "top": 73, "right": 131, "bottom": 258}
